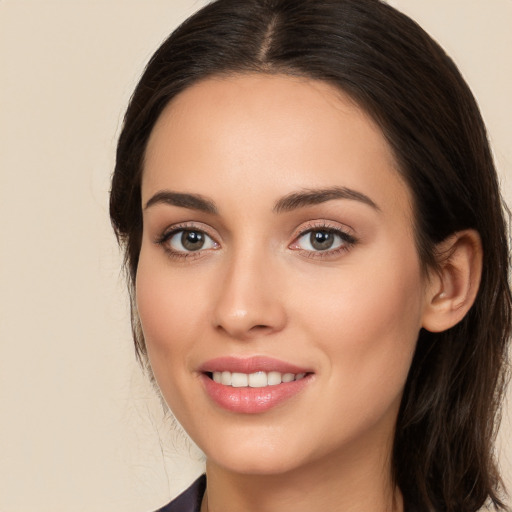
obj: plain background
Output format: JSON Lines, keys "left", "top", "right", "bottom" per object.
{"left": 0, "top": 1, "right": 510, "bottom": 511}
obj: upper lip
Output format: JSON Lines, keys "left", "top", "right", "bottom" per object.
{"left": 198, "top": 356, "right": 312, "bottom": 375}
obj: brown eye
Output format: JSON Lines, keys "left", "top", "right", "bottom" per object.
{"left": 181, "top": 231, "right": 206, "bottom": 251}
{"left": 167, "top": 229, "right": 218, "bottom": 253}
{"left": 309, "top": 231, "right": 335, "bottom": 251}
{"left": 293, "top": 228, "right": 354, "bottom": 253}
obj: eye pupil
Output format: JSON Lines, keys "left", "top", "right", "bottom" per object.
{"left": 311, "top": 231, "right": 334, "bottom": 250}
{"left": 181, "top": 230, "right": 205, "bottom": 251}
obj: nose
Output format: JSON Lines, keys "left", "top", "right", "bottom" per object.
{"left": 212, "top": 249, "right": 287, "bottom": 340}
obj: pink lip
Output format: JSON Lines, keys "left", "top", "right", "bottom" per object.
{"left": 198, "top": 356, "right": 311, "bottom": 374}
{"left": 198, "top": 356, "right": 314, "bottom": 414}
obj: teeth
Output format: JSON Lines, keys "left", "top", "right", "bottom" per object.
{"left": 248, "top": 371, "right": 267, "bottom": 388}
{"left": 267, "top": 371, "right": 282, "bottom": 386}
{"left": 231, "top": 372, "right": 248, "bottom": 387}
{"left": 211, "top": 371, "right": 307, "bottom": 387}
{"left": 221, "top": 371, "right": 232, "bottom": 386}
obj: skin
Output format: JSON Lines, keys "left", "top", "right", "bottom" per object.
{"left": 136, "top": 74, "right": 480, "bottom": 512}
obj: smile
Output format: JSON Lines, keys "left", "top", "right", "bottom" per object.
{"left": 199, "top": 357, "right": 314, "bottom": 414}
{"left": 210, "top": 371, "right": 307, "bottom": 388}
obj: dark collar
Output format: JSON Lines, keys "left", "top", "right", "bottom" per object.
{"left": 155, "top": 475, "right": 206, "bottom": 512}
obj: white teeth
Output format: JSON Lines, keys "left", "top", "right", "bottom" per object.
{"left": 210, "top": 370, "right": 307, "bottom": 387}
{"left": 231, "top": 372, "right": 248, "bottom": 387}
{"left": 267, "top": 371, "right": 282, "bottom": 386}
{"left": 248, "top": 371, "right": 268, "bottom": 388}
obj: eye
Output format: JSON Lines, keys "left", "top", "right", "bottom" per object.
{"left": 165, "top": 229, "right": 218, "bottom": 253}
{"left": 291, "top": 228, "right": 356, "bottom": 254}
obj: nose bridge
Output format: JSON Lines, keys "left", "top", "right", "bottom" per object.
{"left": 212, "top": 240, "right": 286, "bottom": 339}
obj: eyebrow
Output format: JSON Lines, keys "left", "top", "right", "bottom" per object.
{"left": 144, "top": 191, "right": 218, "bottom": 214}
{"left": 144, "top": 186, "right": 379, "bottom": 215}
{"left": 273, "top": 186, "right": 380, "bottom": 213}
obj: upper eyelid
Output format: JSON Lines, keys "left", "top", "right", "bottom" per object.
{"left": 293, "top": 226, "right": 356, "bottom": 246}
{"left": 155, "top": 221, "right": 219, "bottom": 242}
{"left": 291, "top": 220, "right": 355, "bottom": 238}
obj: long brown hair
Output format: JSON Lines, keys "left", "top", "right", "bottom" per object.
{"left": 110, "top": 1, "right": 511, "bottom": 509}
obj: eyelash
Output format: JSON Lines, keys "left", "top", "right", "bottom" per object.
{"left": 154, "top": 221, "right": 357, "bottom": 261}
{"left": 154, "top": 222, "right": 219, "bottom": 261}
{"left": 289, "top": 222, "right": 357, "bottom": 259}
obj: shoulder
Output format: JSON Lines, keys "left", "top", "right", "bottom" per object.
{"left": 154, "top": 475, "right": 206, "bottom": 512}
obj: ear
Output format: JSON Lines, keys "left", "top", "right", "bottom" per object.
{"left": 421, "top": 230, "right": 482, "bottom": 333}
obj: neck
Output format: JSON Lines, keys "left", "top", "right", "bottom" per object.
{"left": 201, "top": 432, "right": 402, "bottom": 512}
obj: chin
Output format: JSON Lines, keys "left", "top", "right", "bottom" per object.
{"left": 208, "top": 449, "right": 305, "bottom": 476}
{"left": 196, "top": 429, "right": 310, "bottom": 476}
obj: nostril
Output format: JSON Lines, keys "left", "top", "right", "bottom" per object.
{"left": 251, "top": 324, "right": 270, "bottom": 330}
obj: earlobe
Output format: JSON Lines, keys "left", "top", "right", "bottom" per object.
{"left": 421, "top": 230, "right": 482, "bottom": 333}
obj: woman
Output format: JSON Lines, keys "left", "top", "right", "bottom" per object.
{"left": 110, "top": 0, "right": 511, "bottom": 510}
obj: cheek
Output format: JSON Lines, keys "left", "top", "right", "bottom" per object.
{"left": 135, "top": 251, "right": 208, "bottom": 386}
{"left": 135, "top": 254, "right": 217, "bottom": 433}
{"left": 297, "top": 249, "right": 424, "bottom": 419}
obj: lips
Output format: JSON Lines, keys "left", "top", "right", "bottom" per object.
{"left": 199, "top": 356, "right": 313, "bottom": 414}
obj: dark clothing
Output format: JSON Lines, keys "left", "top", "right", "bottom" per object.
{"left": 156, "top": 476, "right": 206, "bottom": 512}
{"left": 155, "top": 474, "right": 420, "bottom": 511}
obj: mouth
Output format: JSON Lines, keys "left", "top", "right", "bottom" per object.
{"left": 199, "top": 357, "right": 314, "bottom": 414}
{"left": 205, "top": 370, "right": 308, "bottom": 387}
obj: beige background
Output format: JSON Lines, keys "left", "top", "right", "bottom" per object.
{"left": 0, "top": 1, "right": 510, "bottom": 511}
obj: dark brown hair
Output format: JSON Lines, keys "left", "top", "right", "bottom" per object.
{"left": 110, "top": 0, "right": 511, "bottom": 510}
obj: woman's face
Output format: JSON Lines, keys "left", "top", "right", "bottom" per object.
{"left": 137, "top": 74, "right": 431, "bottom": 476}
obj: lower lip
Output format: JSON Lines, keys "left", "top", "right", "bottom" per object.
{"left": 200, "top": 374, "right": 312, "bottom": 414}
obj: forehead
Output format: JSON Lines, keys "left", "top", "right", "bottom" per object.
{"left": 142, "top": 73, "right": 412, "bottom": 222}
